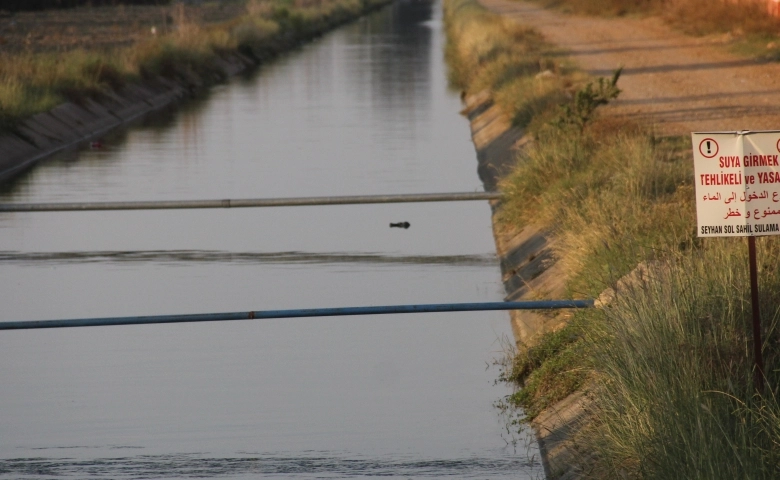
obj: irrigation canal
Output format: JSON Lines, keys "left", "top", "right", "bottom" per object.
{"left": 0, "top": 1, "right": 543, "bottom": 478}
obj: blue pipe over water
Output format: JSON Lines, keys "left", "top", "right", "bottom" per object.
{"left": 0, "top": 300, "right": 594, "bottom": 330}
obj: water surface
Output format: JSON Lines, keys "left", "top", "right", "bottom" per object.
{"left": 0, "top": 1, "right": 542, "bottom": 478}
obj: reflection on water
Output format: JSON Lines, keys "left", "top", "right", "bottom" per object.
{"left": 0, "top": 250, "right": 497, "bottom": 267}
{"left": 0, "top": 0, "right": 542, "bottom": 478}
{"left": 1, "top": 452, "right": 538, "bottom": 479}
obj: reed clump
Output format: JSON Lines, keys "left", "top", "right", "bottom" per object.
{"left": 0, "top": 0, "right": 387, "bottom": 133}
{"left": 586, "top": 241, "right": 780, "bottom": 479}
{"left": 445, "top": 0, "right": 780, "bottom": 476}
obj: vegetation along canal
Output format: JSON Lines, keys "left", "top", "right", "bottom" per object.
{"left": 0, "top": 0, "right": 543, "bottom": 478}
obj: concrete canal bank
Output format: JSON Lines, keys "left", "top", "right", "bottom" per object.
{"left": 463, "top": 90, "right": 589, "bottom": 479}
{"left": 0, "top": 74, "right": 206, "bottom": 183}
{"left": 0, "top": 0, "right": 391, "bottom": 184}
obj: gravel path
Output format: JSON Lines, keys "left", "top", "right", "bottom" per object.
{"left": 479, "top": 0, "right": 780, "bottom": 135}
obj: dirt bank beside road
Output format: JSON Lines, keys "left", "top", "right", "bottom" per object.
{"left": 481, "top": 0, "right": 780, "bottom": 136}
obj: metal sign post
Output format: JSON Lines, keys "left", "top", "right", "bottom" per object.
{"left": 692, "top": 130, "right": 780, "bottom": 392}
{"left": 747, "top": 236, "right": 766, "bottom": 392}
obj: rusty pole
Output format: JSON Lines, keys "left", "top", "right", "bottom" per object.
{"left": 747, "top": 236, "right": 765, "bottom": 393}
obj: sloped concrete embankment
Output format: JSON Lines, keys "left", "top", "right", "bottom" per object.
{"left": 463, "top": 91, "right": 589, "bottom": 480}
{"left": 0, "top": 0, "right": 393, "bottom": 184}
{"left": 0, "top": 54, "right": 252, "bottom": 183}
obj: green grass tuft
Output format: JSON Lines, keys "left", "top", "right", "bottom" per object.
{"left": 499, "top": 316, "right": 589, "bottom": 420}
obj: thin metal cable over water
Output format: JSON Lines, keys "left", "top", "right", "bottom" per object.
{"left": 0, "top": 192, "right": 501, "bottom": 212}
{"left": 0, "top": 190, "right": 586, "bottom": 332}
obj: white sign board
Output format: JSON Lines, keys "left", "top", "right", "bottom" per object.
{"left": 693, "top": 131, "right": 780, "bottom": 237}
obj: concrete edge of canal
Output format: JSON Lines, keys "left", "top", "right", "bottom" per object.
{"left": 462, "top": 90, "right": 591, "bottom": 480}
{"left": 0, "top": 0, "right": 393, "bottom": 185}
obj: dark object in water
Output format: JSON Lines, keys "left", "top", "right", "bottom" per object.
{"left": 390, "top": 222, "right": 410, "bottom": 229}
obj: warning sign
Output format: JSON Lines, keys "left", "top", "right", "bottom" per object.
{"left": 693, "top": 131, "right": 780, "bottom": 237}
{"left": 698, "top": 138, "right": 719, "bottom": 158}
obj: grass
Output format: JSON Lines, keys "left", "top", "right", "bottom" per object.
{"left": 0, "top": 0, "right": 389, "bottom": 134}
{"left": 445, "top": 0, "right": 780, "bottom": 477}
{"left": 497, "top": 316, "right": 589, "bottom": 420}
{"left": 443, "top": 0, "right": 586, "bottom": 127}
{"left": 536, "top": 0, "right": 780, "bottom": 33}
{"left": 500, "top": 122, "right": 695, "bottom": 298}
{"left": 584, "top": 241, "right": 780, "bottom": 479}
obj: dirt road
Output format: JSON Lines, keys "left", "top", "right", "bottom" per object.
{"left": 479, "top": 0, "right": 780, "bottom": 135}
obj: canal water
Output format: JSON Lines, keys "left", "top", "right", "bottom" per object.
{"left": 0, "top": 1, "right": 543, "bottom": 478}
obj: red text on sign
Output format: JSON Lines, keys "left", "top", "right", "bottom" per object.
{"left": 700, "top": 173, "right": 743, "bottom": 186}
{"left": 758, "top": 171, "right": 780, "bottom": 184}
{"left": 744, "top": 155, "right": 779, "bottom": 167}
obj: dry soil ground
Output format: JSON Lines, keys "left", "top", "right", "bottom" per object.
{"left": 480, "top": 0, "right": 780, "bottom": 135}
{"left": 0, "top": 2, "right": 246, "bottom": 53}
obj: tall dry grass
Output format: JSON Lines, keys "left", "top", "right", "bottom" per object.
{"left": 539, "top": 0, "right": 780, "bottom": 37}
{"left": 587, "top": 241, "right": 780, "bottom": 478}
{"left": 0, "top": 50, "right": 132, "bottom": 130}
{"left": 443, "top": 0, "right": 585, "bottom": 127}
{"left": 500, "top": 123, "right": 694, "bottom": 296}
{"left": 665, "top": 0, "right": 780, "bottom": 37}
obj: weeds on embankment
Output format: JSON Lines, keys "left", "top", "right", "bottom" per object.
{"left": 0, "top": 0, "right": 386, "bottom": 133}
{"left": 444, "top": 0, "right": 585, "bottom": 127}
{"left": 587, "top": 242, "right": 780, "bottom": 479}
{"left": 445, "top": 0, "right": 780, "bottom": 477}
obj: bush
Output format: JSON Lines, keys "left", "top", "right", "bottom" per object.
{"left": 553, "top": 67, "right": 621, "bottom": 131}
